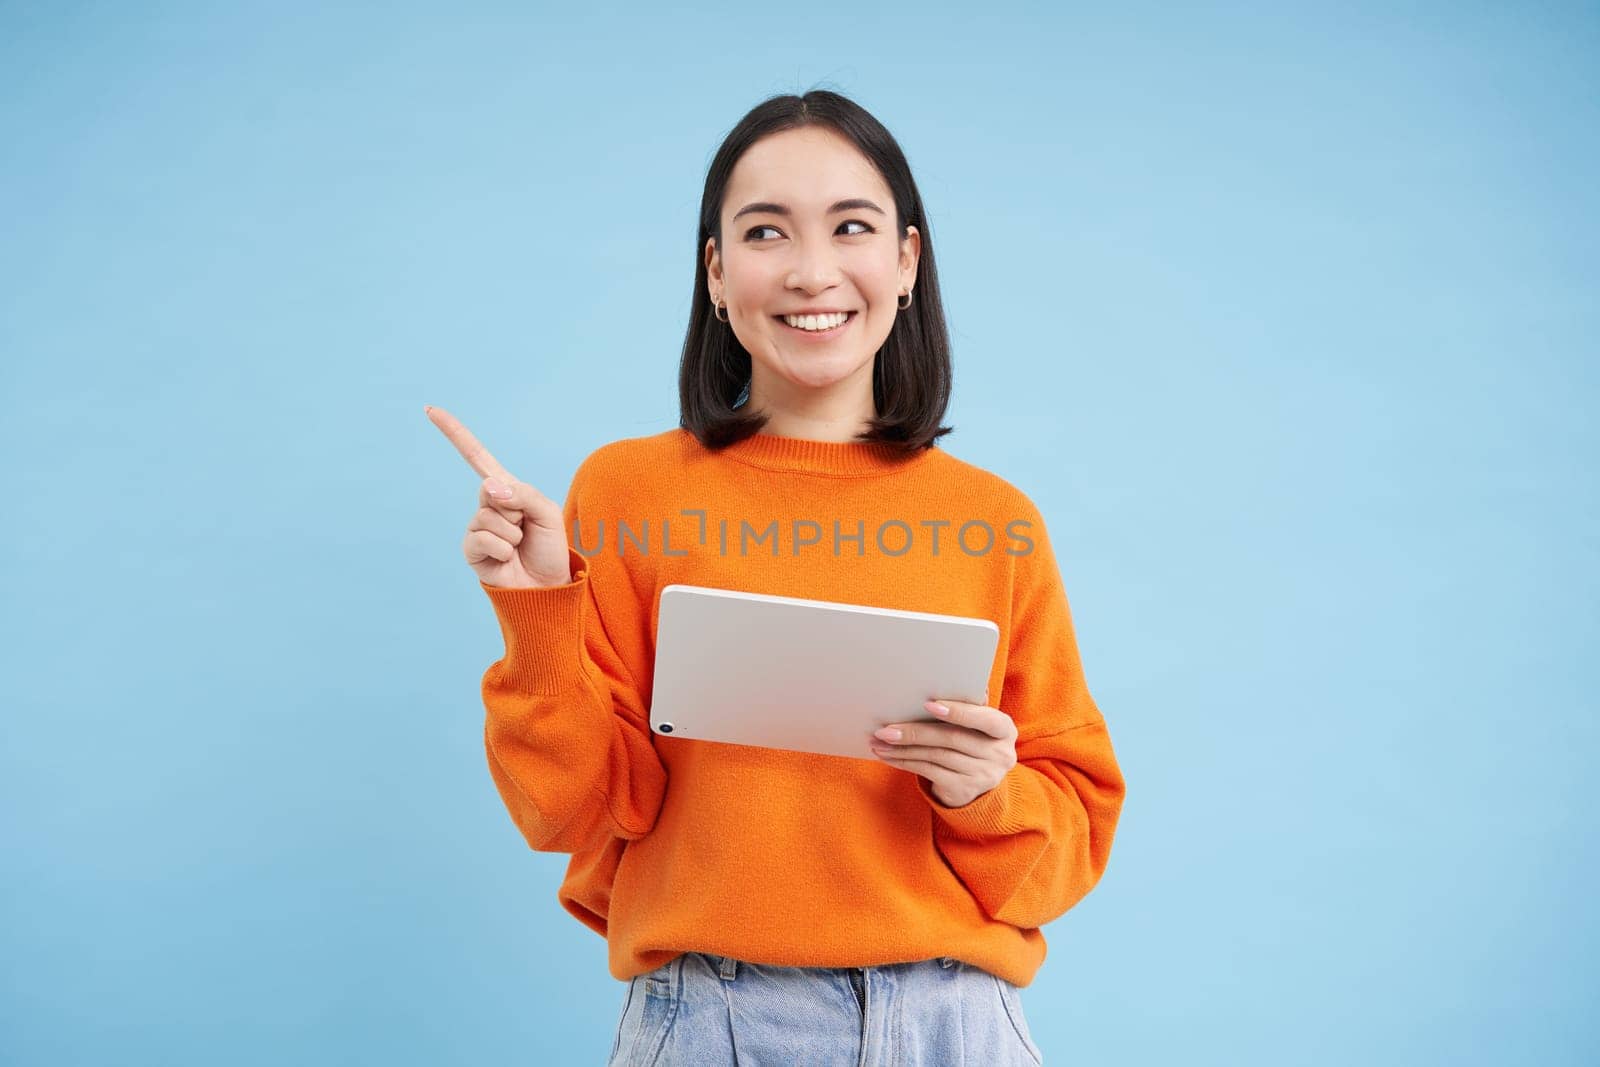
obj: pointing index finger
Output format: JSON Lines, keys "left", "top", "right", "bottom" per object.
{"left": 424, "top": 405, "right": 514, "bottom": 483}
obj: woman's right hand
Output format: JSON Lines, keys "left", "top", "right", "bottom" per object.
{"left": 425, "top": 404, "right": 574, "bottom": 589}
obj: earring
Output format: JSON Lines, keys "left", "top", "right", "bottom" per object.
{"left": 712, "top": 296, "right": 729, "bottom": 323}
{"left": 897, "top": 290, "right": 913, "bottom": 310}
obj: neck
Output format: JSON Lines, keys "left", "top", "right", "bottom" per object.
{"left": 745, "top": 367, "right": 876, "bottom": 443}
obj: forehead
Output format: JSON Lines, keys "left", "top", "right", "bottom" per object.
{"left": 724, "top": 127, "right": 889, "bottom": 212}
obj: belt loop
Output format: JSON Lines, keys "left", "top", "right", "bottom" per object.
{"left": 718, "top": 955, "right": 738, "bottom": 981}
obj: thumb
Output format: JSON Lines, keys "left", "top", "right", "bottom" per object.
{"left": 483, "top": 476, "right": 561, "bottom": 527}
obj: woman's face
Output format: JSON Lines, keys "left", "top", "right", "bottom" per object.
{"left": 706, "top": 126, "right": 919, "bottom": 421}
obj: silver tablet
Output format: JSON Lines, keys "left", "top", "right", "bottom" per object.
{"left": 649, "top": 584, "right": 1000, "bottom": 761}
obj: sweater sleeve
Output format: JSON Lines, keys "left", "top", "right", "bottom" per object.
{"left": 913, "top": 499, "right": 1126, "bottom": 929}
{"left": 477, "top": 458, "right": 667, "bottom": 853}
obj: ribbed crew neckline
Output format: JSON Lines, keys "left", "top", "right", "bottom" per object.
{"left": 690, "top": 427, "right": 937, "bottom": 478}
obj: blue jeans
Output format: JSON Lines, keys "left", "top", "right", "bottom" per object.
{"left": 606, "top": 951, "right": 1045, "bottom": 1066}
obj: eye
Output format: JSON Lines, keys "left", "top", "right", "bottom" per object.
{"left": 744, "top": 220, "right": 878, "bottom": 241}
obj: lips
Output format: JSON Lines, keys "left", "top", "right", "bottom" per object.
{"left": 773, "top": 311, "right": 856, "bottom": 337}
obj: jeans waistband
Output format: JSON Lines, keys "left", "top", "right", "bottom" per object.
{"left": 706, "top": 954, "right": 963, "bottom": 981}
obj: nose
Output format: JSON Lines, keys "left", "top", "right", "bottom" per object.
{"left": 785, "top": 241, "right": 843, "bottom": 294}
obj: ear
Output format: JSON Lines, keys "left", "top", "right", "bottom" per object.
{"left": 705, "top": 236, "right": 721, "bottom": 289}
{"left": 899, "top": 225, "right": 920, "bottom": 292}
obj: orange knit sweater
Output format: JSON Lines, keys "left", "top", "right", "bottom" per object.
{"left": 477, "top": 427, "right": 1125, "bottom": 988}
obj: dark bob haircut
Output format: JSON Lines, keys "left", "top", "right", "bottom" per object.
{"left": 678, "top": 89, "right": 955, "bottom": 455}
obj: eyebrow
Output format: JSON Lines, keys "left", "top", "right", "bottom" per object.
{"left": 731, "top": 198, "right": 887, "bottom": 221}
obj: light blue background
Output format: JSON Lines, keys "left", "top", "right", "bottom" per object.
{"left": 3, "top": 3, "right": 1595, "bottom": 1064}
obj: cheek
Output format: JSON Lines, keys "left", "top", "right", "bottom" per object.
{"left": 865, "top": 267, "right": 903, "bottom": 304}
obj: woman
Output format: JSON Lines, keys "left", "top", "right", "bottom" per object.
{"left": 427, "top": 89, "right": 1125, "bottom": 1066}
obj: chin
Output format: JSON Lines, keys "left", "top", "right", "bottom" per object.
{"left": 774, "top": 352, "right": 871, "bottom": 383}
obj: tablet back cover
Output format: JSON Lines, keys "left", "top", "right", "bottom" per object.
{"left": 650, "top": 584, "right": 999, "bottom": 761}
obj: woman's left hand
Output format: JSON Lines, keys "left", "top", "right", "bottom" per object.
{"left": 869, "top": 699, "right": 1017, "bottom": 808}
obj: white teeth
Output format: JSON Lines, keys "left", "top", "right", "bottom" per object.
{"left": 783, "top": 312, "right": 850, "bottom": 331}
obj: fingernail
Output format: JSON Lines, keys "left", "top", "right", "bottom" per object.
{"left": 486, "top": 478, "right": 512, "bottom": 499}
{"left": 874, "top": 727, "right": 901, "bottom": 741}
{"left": 928, "top": 702, "right": 950, "bottom": 717}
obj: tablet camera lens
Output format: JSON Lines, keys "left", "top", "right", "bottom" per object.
{"left": 658, "top": 722, "right": 674, "bottom": 733}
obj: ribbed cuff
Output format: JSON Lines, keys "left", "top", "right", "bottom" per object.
{"left": 919, "top": 762, "right": 1027, "bottom": 838}
{"left": 478, "top": 547, "right": 594, "bottom": 694}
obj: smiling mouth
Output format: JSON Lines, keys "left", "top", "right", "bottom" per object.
{"left": 773, "top": 311, "right": 857, "bottom": 337}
